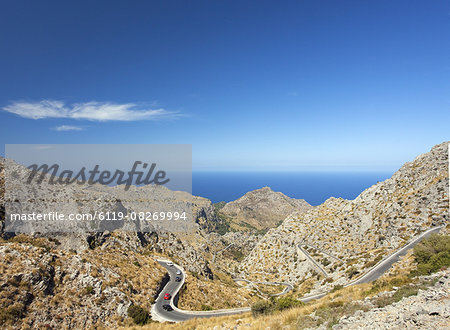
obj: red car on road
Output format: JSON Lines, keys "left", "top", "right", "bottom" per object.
{"left": 164, "top": 293, "right": 171, "bottom": 300}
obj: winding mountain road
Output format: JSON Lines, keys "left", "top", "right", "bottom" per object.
{"left": 151, "top": 225, "right": 444, "bottom": 322}
{"left": 151, "top": 260, "right": 250, "bottom": 322}
{"left": 298, "top": 225, "right": 444, "bottom": 302}
{"left": 349, "top": 225, "right": 443, "bottom": 285}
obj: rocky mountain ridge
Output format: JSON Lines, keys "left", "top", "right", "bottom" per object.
{"left": 220, "top": 186, "right": 312, "bottom": 230}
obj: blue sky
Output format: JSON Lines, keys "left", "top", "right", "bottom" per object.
{"left": 0, "top": 0, "right": 449, "bottom": 171}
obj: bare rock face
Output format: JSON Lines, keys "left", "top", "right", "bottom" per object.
{"left": 240, "top": 142, "right": 449, "bottom": 292}
{"left": 220, "top": 187, "right": 313, "bottom": 230}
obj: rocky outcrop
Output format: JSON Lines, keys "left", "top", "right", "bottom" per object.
{"left": 220, "top": 187, "right": 312, "bottom": 230}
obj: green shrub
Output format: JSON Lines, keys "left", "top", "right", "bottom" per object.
{"left": 200, "top": 304, "right": 213, "bottom": 311}
{"left": 85, "top": 286, "right": 94, "bottom": 295}
{"left": 375, "top": 286, "right": 419, "bottom": 308}
{"left": 346, "top": 266, "right": 359, "bottom": 279}
{"left": 215, "top": 214, "right": 231, "bottom": 235}
{"left": 229, "top": 249, "right": 245, "bottom": 261}
{"left": 251, "top": 296, "right": 304, "bottom": 317}
{"left": 412, "top": 234, "right": 450, "bottom": 276}
{"left": 251, "top": 300, "right": 274, "bottom": 316}
{"left": 321, "top": 258, "right": 331, "bottom": 267}
{"left": 213, "top": 201, "right": 226, "bottom": 211}
{"left": 313, "top": 302, "right": 367, "bottom": 328}
{"left": 331, "top": 284, "right": 344, "bottom": 293}
{"left": 275, "top": 296, "right": 303, "bottom": 311}
{"left": 127, "top": 305, "right": 149, "bottom": 325}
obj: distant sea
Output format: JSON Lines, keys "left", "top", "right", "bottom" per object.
{"left": 192, "top": 172, "right": 393, "bottom": 206}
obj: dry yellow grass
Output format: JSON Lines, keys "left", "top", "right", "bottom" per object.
{"left": 178, "top": 270, "right": 257, "bottom": 310}
{"left": 255, "top": 283, "right": 286, "bottom": 296}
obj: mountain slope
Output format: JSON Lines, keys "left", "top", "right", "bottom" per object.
{"left": 220, "top": 187, "right": 312, "bottom": 230}
{"left": 239, "top": 142, "right": 449, "bottom": 295}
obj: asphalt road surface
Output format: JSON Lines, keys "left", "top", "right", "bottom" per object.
{"left": 152, "top": 225, "right": 444, "bottom": 321}
{"left": 152, "top": 261, "right": 189, "bottom": 322}
{"left": 152, "top": 260, "right": 250, "bottom": 322}
{"left": 350, "top": 225, "right": 443, "bottom": 285}
{"left": 298, "top": 225, "right": 444, "bottom": 302}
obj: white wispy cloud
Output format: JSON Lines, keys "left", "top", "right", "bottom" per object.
{"left": 54, "top": 125, "right": 84, "bottom": 131}
{"left": 2, "top": 100, "right": 180, "bottom": 121}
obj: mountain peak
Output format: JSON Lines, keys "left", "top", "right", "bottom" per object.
{"left": 220, "top": 187, "right": 312, "bottom": 231}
